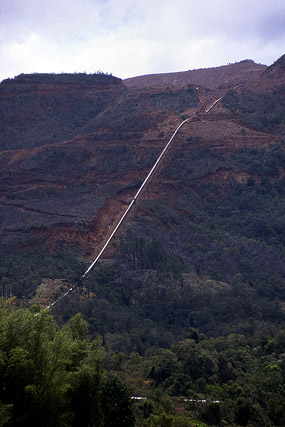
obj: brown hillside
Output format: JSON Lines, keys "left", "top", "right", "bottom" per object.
{"left": 124, "top": 60, "right": 266, "bottom": 89}
{"left": 0, "top": 58, "right": 284, "bottom": 256}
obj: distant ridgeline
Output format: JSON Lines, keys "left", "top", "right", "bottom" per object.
{"left": 1, "top": 71, "right": 121, "bottom": 84}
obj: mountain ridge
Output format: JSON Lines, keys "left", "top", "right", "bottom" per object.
{"left": 123, "top": 59, "right": 266, "bottom": 89}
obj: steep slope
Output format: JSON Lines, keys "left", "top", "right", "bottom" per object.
{"left": 250, "top": 53, "right": 285, "bottom": 92}
{"left": 222, "top": 53, "right": 285, "bottom": 134}
{"left": 0, "top": 72, "right": 124, "bottom": 151}
{"left": 0, "top": 58, "right": 284, "bottom": 337}
{"left": 0, "top": 82, "right": 200, "bottom": 254}
{"left": 0, "top": 62, "right": 284, "bottom": 257}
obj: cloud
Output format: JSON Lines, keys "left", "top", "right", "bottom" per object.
{"left": 1, "top": 0, "right": 285, "bottom": 81}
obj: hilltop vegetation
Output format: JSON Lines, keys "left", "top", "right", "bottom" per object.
{"left": 1, "top": 71, "right": 119, "bottom": 85}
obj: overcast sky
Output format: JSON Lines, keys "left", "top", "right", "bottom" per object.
{"left": 1, "top": 0, "right": 285, "bottom": 82}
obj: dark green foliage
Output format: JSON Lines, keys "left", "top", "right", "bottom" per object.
{"left": 141, "top": 331, "right": 285, "bottom": 426}
{"left": 101, "top": 374, "right": 135, "bottom": 426}
{"left": 148, "top": 86, "right": 198, "bottom": 114}
{"left": 91, "top": 86, "right": 198, "bottom": 135}
{"left": 170, "top": 143, "right": 285, "bottom": 180}
{"left": 0, "top": 248, "right": 84, "bottom": 299}
{"left": 222, "top": 88, "right": 285, "bottom": 133}
{"left": 200, "top": 403, "right": 221, "bottom": 426}
{"left": 0, "top": 306, "right": 134, "bottom": 427}
{"left": 119, "top": 230, "right": 185, "bottom": 275}
{"left": 97, "top": 144, "right": 135, "bottom": 175}
{"left": 20, "top": 145, "right": 92, "bottom": 176}
{"left": 2, "top": 143, "right": 284, "bottom": 354}
{"left": 2, "top": 72, "right": 119, "bottom": 85}
{"left": 165, "top": 144, "right": 285, "bottom": 292}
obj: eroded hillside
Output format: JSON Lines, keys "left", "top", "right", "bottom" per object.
{"left": 0, "top": 59, "right": 284, "bottom": 258}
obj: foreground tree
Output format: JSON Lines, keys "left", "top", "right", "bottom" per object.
{"left": 0, "top": 303, "right": 134, "bottom": 426}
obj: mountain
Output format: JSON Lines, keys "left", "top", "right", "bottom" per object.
{"left": 0, "top": 56, "right": 284, "bottom": 331}
{"left": 123, "top": 59, "right": 266, "bottom": 89}
{"left": 0, "top": 60, "right": 284, "bottom": 256}
{"left": 1, "top": 56, "right": 285, "bottom": 426}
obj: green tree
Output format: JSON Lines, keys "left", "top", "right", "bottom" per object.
{"left": 0, "top": 304, "right": 134, "bottom": 426}
{"left": 101, "top": 374, "right": 135, "bottom": 427}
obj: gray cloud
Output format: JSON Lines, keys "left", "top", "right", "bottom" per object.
{"left": 1, "top": 0, "right": 285, "bottom": 81}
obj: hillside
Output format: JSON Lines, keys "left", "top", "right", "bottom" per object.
{"left": 124, "top": 60, "right": 266, "bottom": 89}
{"left": 1, "top": 56, "right": 285, "bottom": 426}
{"left": 0, "top": 72, "right": 124, "bottom": 151}
{"left": 1, "top": 53, "right": 284, "bottom": 330}
{"left": 0, "top": 59, "right": 284, "bottom": 258}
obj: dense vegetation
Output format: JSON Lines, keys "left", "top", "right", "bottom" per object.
{"left": 222, "top": 87, "right": 285, "bottom": 134}
{"left": 0, "top": 250, "right": 84, "bottom": 300}
{"left": 90, "top": 85, "right": 198, "bottom": 136}
{"left": 115, "top": 328, "right": 285, "bottom": 427}
{"left": 0, "top": 304, "right": 134, "bottom": 426}
{"left": 2, "top": 71, "right": 119, "bottom": 84}
{"left": 0, "top": 299, "right": 284, "bottom": 426}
